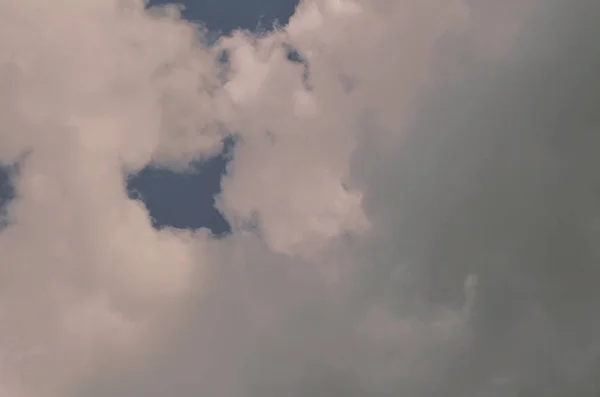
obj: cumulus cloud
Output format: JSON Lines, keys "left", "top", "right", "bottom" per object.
{"left": 0, "top": 0, "right": 599, "bottom": 397}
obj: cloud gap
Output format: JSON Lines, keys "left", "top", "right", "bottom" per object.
{"left": 126, "top": 137, "right": 234, "bottom": 235}
{"left": 146, "top": 0, "right": 301, "bottom": 34}
{"left": 0, "top": 163, "right": 18, "bottom": 229}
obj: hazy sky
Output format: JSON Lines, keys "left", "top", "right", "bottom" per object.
{"left": 1, "top": 1, "right": 600, "bottom": 397}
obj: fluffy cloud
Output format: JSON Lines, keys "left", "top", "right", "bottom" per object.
{"left": 1, "top": 0, "right": 599, "bottom": 397}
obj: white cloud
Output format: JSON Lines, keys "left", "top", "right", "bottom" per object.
{"left": 1, "top": 0, "right": 599, "bottom": 396}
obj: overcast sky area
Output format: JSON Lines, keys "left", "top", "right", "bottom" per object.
{"left": 1, "top": 1, "right": 600, "bottom": 397}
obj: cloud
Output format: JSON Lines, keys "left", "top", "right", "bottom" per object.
{"left": 0, "top": 0, "right": 599, "bottom": 397}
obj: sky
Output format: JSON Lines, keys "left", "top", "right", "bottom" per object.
{"left": 1, "top": 1, "right": 600, "bottom": 397}
{"left": 148, "top": 0, "right": 299, "bottom": 33}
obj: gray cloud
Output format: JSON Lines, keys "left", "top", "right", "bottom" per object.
{"left": 1, "top": 1, "right": 599, "bottom": 397}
